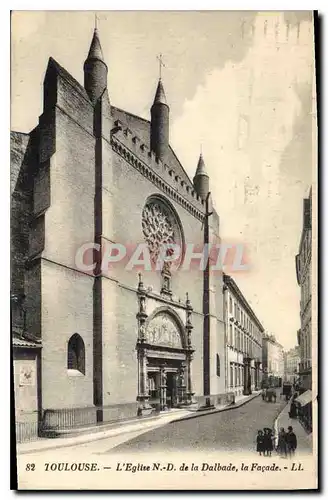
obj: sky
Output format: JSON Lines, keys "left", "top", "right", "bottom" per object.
{"left": 11, "top": 11, "right": 316, "bottom": 350}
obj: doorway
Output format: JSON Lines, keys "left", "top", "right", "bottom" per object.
{"left": 166, "top": 372, "right": 178, "bottom": 408}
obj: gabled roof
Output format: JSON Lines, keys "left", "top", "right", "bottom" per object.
{"left": 45, "top": 57, "right": 90, "bottom": 103}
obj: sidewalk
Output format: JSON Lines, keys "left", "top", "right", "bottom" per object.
{"left": 17, "top": 391, "right": 261, "bottom": 455}
{"left": 17, "top": 408, "right": 192, "bottom": 455}
{"left": 170, "top": 391, "right": 261, "bottom": 423}
{"left": 274, "top": 401, "right": 312, "bottom": 454}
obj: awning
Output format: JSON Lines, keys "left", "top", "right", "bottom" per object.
{"left": 12, "top": 335, "right": 42, "bottom": 348}
{"left": 295, "top": 390, "right": 312, "bottom": 407}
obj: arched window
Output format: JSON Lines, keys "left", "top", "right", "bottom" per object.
{"left": 67, "top": 334, "right": 85, "bottom": 375}
{"left": 216, "top": 354, "right": 221, "bottom": 377}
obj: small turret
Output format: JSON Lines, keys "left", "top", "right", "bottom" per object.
{"left": 193, "top": 153, "right": 209, "bottom": 201}
{"left": 83, "top": 28, "right": 108, "bottom": 105}
{"left": 150, "top": 79, "right": 169, "bottom": 162}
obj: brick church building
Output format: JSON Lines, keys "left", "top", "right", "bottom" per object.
{"left": 11, "top": 28, "right": 230, "bottom": 433}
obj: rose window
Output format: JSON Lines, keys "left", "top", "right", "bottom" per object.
{"left": 142, "top": 198, "right": 183, "bottom": 268}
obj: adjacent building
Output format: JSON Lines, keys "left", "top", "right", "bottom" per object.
{"left": 223, "top": 274, "right": 264, "bottom": 396}
{"left": 283, "top": 346, "right": 300, "bottom": 383}
{"left": 295, "top": 189, "right": 312, "bottom": 391}
{"left": 262, "top": 334, "right": 284, "bottom": 386}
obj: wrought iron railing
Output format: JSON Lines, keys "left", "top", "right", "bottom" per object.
{"left": 15, "top": 421, "right": 39, "bottom": 443}
{"left": 41, "top": 403, "right": 139, "bottom": 434}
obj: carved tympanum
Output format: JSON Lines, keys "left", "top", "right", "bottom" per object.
{"left": 146, "top": 313, "right": 182, "bottom": 348}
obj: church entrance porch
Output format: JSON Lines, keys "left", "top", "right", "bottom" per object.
{"left": 136, "top": 278, "right": 196, "bottom": 416}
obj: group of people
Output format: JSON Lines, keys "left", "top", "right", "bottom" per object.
{"left": 256, "top": 426, "right": 297, "bottom": 458}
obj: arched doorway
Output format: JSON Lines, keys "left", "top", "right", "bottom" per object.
{"left": 137, "top": 309, "right": 192, "bottom": 413}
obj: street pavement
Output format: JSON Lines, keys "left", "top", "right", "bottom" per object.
{"left": 18, "top": 394, "right": 313, "bottom": 459}
{"left": 16, "top": 395, "right": 315, "bottom": 490}
{"left": 109, "top": 395, "right": 287, "bottom": 454}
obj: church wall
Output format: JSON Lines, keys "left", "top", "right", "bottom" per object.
{"left": 99, "top": 149, "right": 212, "bottom": 401}
{"left": 103, "top": 284, "right": 139, "bottom": 402}
{"left": 56, "top": 76, "right": 94, "bottom": 136}
{"left": 42, "top": 107, "right": 95, "bottom": 270}
{"left": 12, "top": 53, "right": 229, "bottom": 420}
{"left": 36, "top": 104, "right": 96, "bottom": 409}
{"left": 41, "top": 259, "right": 94, "bottom": 409}
{"left": 108, "top": 151, "right": 205, "bottom": 310}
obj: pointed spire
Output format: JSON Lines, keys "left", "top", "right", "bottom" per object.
{"left": 87, "top": 28, "right": 105, "bottom": 63}
{"left": 150, "top": 78, "right": 170, "bottom": 161}
{"left": 84, "top": 27, "right": 108, "bottom": 105}
{"left": 195, "top": 153, "right": 209, "bottom": 177}
{"left": 153, "top": 79, "right": 168, "bottom": 106}
{"left": 193, "top": 153, "right": 209, "bottom": 201}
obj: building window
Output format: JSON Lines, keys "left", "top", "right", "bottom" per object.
{"left": 230, "top": 363, "right": 234, "bottom": 388}
{"left": 229, "top": 296, "right": 233, "bottom": 314}
{"left": 229, "top": 324, "right": 233, "bottom": 345}
{"left": 67, "top": 333, "right": 85, "bottom": 375}
{"left": 216, "top": 354, "right": 221, "bottom": 377}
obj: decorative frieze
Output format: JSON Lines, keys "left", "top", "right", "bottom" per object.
{"left": 111, "top": 128, "right": 205, "bottom": 222}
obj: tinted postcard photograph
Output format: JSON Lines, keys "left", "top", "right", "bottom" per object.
{"left": 10, "top": 10, "right": 318, "bottom": 490}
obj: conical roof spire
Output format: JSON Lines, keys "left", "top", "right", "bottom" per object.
{"left": 87, "top": 28, "right": 105, "bottom": 63}
{"left": 193, "top": 153, "right": 209, "bottom": 201}
{"left": 153, "top": 79, "right": 168, "bottom": 106}
{"left": 195, "top": 153, "right": 209, "bottom": 177}
{"left": 84, "top": 27, "right": 108, "bottom": 105}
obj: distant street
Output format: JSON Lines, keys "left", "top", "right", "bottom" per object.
{"left": 110, "top": 395, "right": 286, "bottom": 454}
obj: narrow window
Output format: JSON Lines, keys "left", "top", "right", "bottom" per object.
{"left": 67, "top": 333, "right": 85, "bottom": 375}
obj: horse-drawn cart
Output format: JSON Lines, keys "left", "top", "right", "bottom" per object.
{"left": 282, "top": 382, "right": 293, "bottom": 401}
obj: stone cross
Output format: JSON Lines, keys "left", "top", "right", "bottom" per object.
{"left": 157, "top": 53, "right": 166, "bottom": 80}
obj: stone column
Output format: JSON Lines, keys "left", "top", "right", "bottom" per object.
{"left": 160, "top": 367, "right": 168, "bottom": 411}
{"left": 136, "top": 273, "right": 152, "bottom": 416}
{"left": 178, "top": 364, "right": 187, "bottom": 404}
{"left": 185, "top": 293, "right": 196, "bottom": 404}
{"left": 185, "top": 350, "right": 197, "bottom": 404}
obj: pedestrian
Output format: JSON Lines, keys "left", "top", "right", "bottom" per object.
{"left": 286, "top": 426, "right": 297, "bottom": 457}
{"left": 256, "top": 430, "right": 264, "bottom": 456}
{"left": 263, "top": 428, "right": 273, "bottom": 456}
{"left": 289, "top": 399, "right": 297, "bottom": 419}
{"left": 276, "top": 427, "right": 287, "bottom": 458}
{"left": 261, "top": 388, "right": 267, "bottom": 401}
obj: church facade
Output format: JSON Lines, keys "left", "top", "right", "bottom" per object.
{"left": 11, "top": 29, "right": 231, "bottom": 430}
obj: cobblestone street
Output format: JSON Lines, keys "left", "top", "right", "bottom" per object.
{"left": 110, "top": 395, "right": 287, "bottom": 453}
